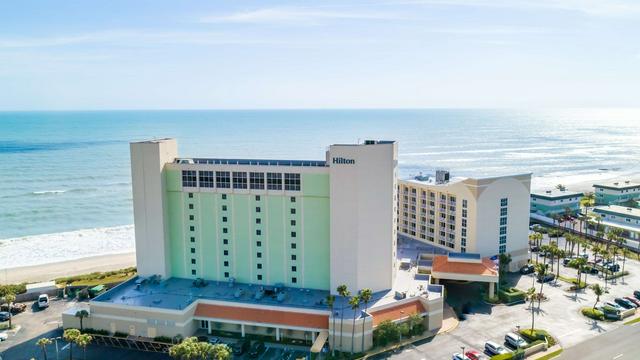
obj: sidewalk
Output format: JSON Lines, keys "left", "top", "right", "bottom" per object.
{"left": 437, "top": 304, "right": 459, "bottom": 334}
{"left": 528, "top": 344, "right": 562, "bottom": 360}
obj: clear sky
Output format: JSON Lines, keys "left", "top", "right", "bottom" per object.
{"left": 1, "top": 0, "right": 639, "bottom": 110}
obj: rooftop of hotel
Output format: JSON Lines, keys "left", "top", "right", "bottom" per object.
{"left": 174, "top": 158, "right": 328, "bottom": 167}
{"left": 402, "top": 174, "right": 466, "bottom": 186}
{"left": 593, "top": 205, "right": 640, "bottom": 218}
{"left": 531, "top": 188, "right": 583, "bottom": 198}
{"left": 593, "top": 180, "right": 640, "bottom": 190}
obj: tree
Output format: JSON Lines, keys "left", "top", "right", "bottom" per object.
{"left": 529, "top": 232, "right": 543, "bottom": 263}
{"left": 534, "top": 263, "right": 548, "bottom": 309}
{"left": 326, "top": 294, "right": 336, "bottom": 354}
{"left": 554, "top": 248, "right": 566, "bottom": 284}
{"left": 574, "top": 257, "right": 587, "bottom": 295}
{"left": 349, "top": 295, "right": 361, "bottom": 354}
{"left": 2, "top": 293, "right": 15, "bottom": 329}
{"left": 63, "top": 328, "right": 81, "bottom": 360}
{"left": 359, "top": 288, "right": 372, "bottom": 352}
{"left": 169, "top": 337, "right": 197, "bottom": 360}
{"left": 210, "top": 343, "right": 232, "bottom": 360}
{"left": 336, "top": 284, "right": 350, "bottom": 350}
{"left": 590, "top": 284, "right": 604, "bottom": 310}
{"left": 606, "top": 228, "right": 622, "bottom": 251}
{"left": 36, "top": 338, "right": 53, "bottom": 360}
{"left": 498, "top": 253, "right": 512, "bottom": 291}
{"left": 74, "top": 310, "right": 89, "bottom": 331}
{"left": 621, "top": 248, "right": 630, "bottom": 280}
{"left": 526, "top": 287, "right": 536, "bottom": 331}
{"left": 74, "top": 333, "right": 92, "bottom": 360}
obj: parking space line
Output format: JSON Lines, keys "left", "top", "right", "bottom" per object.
{"left": 613, "top": 353, "right": 623, "bottom": 359}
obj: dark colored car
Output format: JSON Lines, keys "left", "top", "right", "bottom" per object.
{"left": 615, "top": 298, "right": 637, "bottom": 309}
{"left": 520, "top": 264, "right": 535, "bottom": 275}
{"left": 196, "top": 335, "right": 209, "bottom": 342}
{"left": 530, "top": 246, "right": 540, "bottom": 253}
{"left": 624, "top": 296, "right": 640, "bottom": 307}
{"left": 248, "top": 341, "right": 265, "bottom": 358}
{"left": 232, "top": 339, "right": 251, "bottom": 355}
{"left": 0, "top": 311, "right": 10, "bottom": 322}
{"left": 634, "top": 290, "right": 640, "bottom": 299}
{"left": 608, "top": 264, "right": 620, "bottom": 273}
{"left": 537, "top": 274, "right": 555, "bottom": 283}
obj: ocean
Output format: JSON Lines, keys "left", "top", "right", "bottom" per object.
{"left": 1, "top": 109, "right": 640, "bottom": 268}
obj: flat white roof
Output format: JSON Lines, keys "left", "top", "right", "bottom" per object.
{"left": 593, "top": 205, "right": 640, "bottom": 218}
{"left": 531, "top": 189, "right": 583, "bottom": 198}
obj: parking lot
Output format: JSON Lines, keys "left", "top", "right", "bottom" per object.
{"left": 379, "top": 234, "right": 640, "bottom": 360}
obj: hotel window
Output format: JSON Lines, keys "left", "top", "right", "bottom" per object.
{"left": 224, "top": 272, "right": 229, "bottom": 278}
{"left": 291, "top": 208, "right": 296, "bottom": 215}
{"left": 462, "top": 219, "right": 467, "bottom": 227}
{"left": 292, "top": 266, "right": 297, "bottom": 272}
{"left": 232, "top": 172, "right": 247, "bottom": 189}
{"left": 191, "top": 259, "right": 196, "bottom": 264}
{"left": 190, "top": 236, "right": 195, "bottom": 242}
{"left": 462, "top": 209, "right": 467, "bottom": 217}
{"left": 255, "top": 195, "right": 261, "bottom": 201}
{"left": 291, "top": 220, "right": 296, "bottom": 226}
{"left": 291, "top": 243, "right": 297, "bottom": 249}
{"left": 257, "top": 263, "right": 262, "bottom": 269}
{"left": 500, "top": 226, "right": 507, "bottom": 235}
{"left": 190, "top": 226, "right": 195, "bottom": 231}
{"left": 222, "top": 194, "right": 227, "bottom": 200}
{"left": 291, "top": 254, "right": 296, "bottom": 260}
{"left": 223, "top": 239, "right": 228, "bottom": 245}
{"left": 462, "top": 199, "right": 468, "bottom": 208}
{"left": 256, "top": 218, "right": 261, "bottom": 224}
{"left": 222, "top": 216, "right": 227, "bottom": 222}
{"left": 223, "top": 228, "right": 228, "bottom": 234}
{"left": 223, "top": 250, "right": 228, "bottom": 256}
{"left": 257, "top": 252, "right": 262, "bottom": 258}
{"left": 500, "top": 208, "right": 508, "bottom": 217}
{"left": 199, "top": 171, "right": 214, "bottom": 188}
{"left": 222, "top": 205, "right": 227, "bottom": 211}
{"left": 256, "top": 207, "right": 261, "bottom": 213}
{"left": 250, "top": 172, "right": 265, "bottom": 190}
{"left": 216, "top": 171, "right": 231, "bottom": 188}
{"left": 182, "top": 170, "right": 197, "bottom": 187}
{"left": 190, "top": 248, "right": 195, "bottom": 254}
{"left": 500, "top": 217, "right": 507, "bottom": 226}
{"left": 256, "top": 230, "right": 261, "bottom": 236}
{"left": 291, "top": 196, "right": 296, "bottom": 202}
{"left": 189, "top": 193, "right": 193, "bottom": 198}
{"left": 256, "top": 241, "right": 262, "bottom": 247}
{"left": 500, "top": 235, "right": 507, "bottom": 244}
{"left": 267, "top": 173, "right": 282, "bottom": 190}
{"left": 292, "top": 277, "right": 297, "bottom": 284}
{"left": 189, "top": 204, "right": 194, "bottom": 210}
{"left": 500, "top": 198, "right": 508, "bottom": 207}
{"left": 291, "top": 231, "right": 296, "bottom": 238}
{"left": 284, "top": 173, "right": 301, "bottom": 191}
{"left": 192, "top": 269, "right": 196, "bottom": 275}
{"left": 499, "top": 245, "right": 506, "bottom": 254}
{"left": 189, "top": 215, "right": 194, "bottom": 221}
{"left": 257, "top": 275, "right": 262, "bottom": 280}
{"left": 224, "top": 261, "right": 229, "bottom": 266}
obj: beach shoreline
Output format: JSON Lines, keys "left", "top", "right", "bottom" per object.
{"left": 0, "top": 252, "right": 136, "bottom": 285}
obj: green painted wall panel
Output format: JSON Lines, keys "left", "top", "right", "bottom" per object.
{"left": 199, "top": 193, "right": 218, "bottom": 280}
{"left": 167, "top": 191, "right": 186, "bottom": 278}
{"left": 267, "top": 196, "right": 286, "bottom": 285}
{"left": 302, "top": 174, "right": 329, "bottom": 197}
{"left": 302, "top": 197, "right": 330, "bottom": 290}
{"left": 232, "top": 194, "right": 252, "bottom": 283}
{"left": 165, "top": 169, "right": 181, "bottom": 192}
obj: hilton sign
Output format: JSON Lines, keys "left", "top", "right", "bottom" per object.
{"left": 332, "top": 157, "right": 355, "bottom": 165}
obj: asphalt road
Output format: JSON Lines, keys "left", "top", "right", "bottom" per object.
{"left": 559, "top": 322, "right": 640, "bottom": 360}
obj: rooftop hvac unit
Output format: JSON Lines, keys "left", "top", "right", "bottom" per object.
{"left": 435, "top": 170, "right": 450, "bottom": 184}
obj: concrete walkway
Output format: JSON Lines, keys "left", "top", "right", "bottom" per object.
{"left": 437, "top": 304, "right": 459, "bottom": 334}
{"left": 529, "top": 344, "right": 562, "bottom": 359}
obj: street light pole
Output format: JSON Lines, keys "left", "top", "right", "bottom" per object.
{"left": 461, "top": 346, "right": 465, "bottom": 358}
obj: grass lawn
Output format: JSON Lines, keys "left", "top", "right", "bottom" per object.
{"left": 69, "top": 272, "right": 135, "bottom": 286}
{"left": 557, "top": 275, "right": 586, "bottom": 288}
{"left": 623, "top": 317, "right": 640, "bottom": 325}
{"left": 535, "top": 348, "right": 563, "bottom": 360}
{"left": 55, "top": 267, "right": 137, "bottom": 287}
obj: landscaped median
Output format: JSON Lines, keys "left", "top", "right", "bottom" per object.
{"left": 488, "top": 329, "right": 558, "bottom": 360}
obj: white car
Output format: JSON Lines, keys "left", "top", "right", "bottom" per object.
{"left": 0, "top": 331, "right": 8, "bottom": 342}
{"left": 37, "top": 294, "right": 49, "bottom": 309}
{"left": 452, "top": 353, "right": 470, "bottom": 360}
{"left": 485, "top": 341, "right": 510, "bottom": 356}
{"left": 505, "top": 332, "right": 527, "bottom": 348}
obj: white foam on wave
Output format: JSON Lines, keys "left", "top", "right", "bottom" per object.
{"left": 0, "top": 225, "right": 135, "bottom": 269}
{"left": 32, "top": 190, "right": 67, "bottom": 195}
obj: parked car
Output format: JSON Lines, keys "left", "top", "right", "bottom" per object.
{"left": 232, "top": 339, "right": 251, "bottom": 355}
{"left": 614, "top": 298, "right": 637, "bottom": 309}
{"left": 208, "top": 336, "right": 221, "bottom": 344}
{"left": 520, "top": 264, "right": 535, "bottom": 275}
{"left": 465, "top": 349, "right": 485, "bottom": 360}
{"left": 607, "top": 264, "right": 620, "bottom": 273}
{"left": 634, "top": 290, "right": 640, "bottom": 299}
{"left": 604, "top": 301, "right": 623, "bottom": 310}
{"left": 537, "top": 274, "right": 555, "bottom": 283}
{"left": 37, "top": 294, "right": 49, "bottom": 309}
{"left": 484, "top": 341, "right": 510, "bottom": 356}
{"left": 624, "top": 296, "right": 640, "bottom": 307}
{"left": 531, "top": 246, "right": 540, "bottom": 253}
{"left": 196, "top": 335, "right": 209, "bottom": 342}
{"left": 0, "top": 312, "right": 10, "bottom": 322}
{"left": 563, "top": 258, "right": 572, "bottom": 266}
{"left": 0, "top": 331, "right": 8, "bottom": 342}
{"left": 248, "top": 341, "right": 265, "bottom": 358}
{"left": 452, "top": 353, "right": 470, "bottom": 360}
{"left": 505, "top": 332, "right": 527, "bottom": 349}
{"left": 0, "top": 302, "right": 27, "bottom": 314}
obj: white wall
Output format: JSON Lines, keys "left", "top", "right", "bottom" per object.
{"left": 328, "top": 141, "right": 397, "bottom": 293}
{"left": 130, "top": 139, "right": 178, "bottom": 278}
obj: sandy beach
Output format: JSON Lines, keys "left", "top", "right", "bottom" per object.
{"left": 0, "top": 252, "right": 136, "bottom": 284}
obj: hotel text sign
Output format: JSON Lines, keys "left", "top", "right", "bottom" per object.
{"left": 332, "top": 157, "right": 355, "bottom": 165}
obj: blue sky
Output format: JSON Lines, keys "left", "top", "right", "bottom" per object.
{"left": 0, "top": 0, "right": 639, "bottom": 110}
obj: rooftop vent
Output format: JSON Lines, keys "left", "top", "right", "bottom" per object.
{"left": 614, "top": 182, "right": 619, "bottom": 185}
{"left": 364, "top": 140, "right": 377, "bottom": 145}
{"left": 435, "top": 170, "right": 450, "bottom": 184}
{"left": 546, "top": 190, "right": 552, "bottom": 194}
{"left": 625, "top": 180, "right": 630, "bottom": 184}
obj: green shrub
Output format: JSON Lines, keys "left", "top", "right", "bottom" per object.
{"left": 0, "top": 283, "right": 27, "bottom": 297}
{"left": 519, "top": 329, "right": 556, "bottom": 347}
{"left": 113, "top": 331, "right": 129, "bottom": 338}
{"left": 82, "top": 328, "right": 109, "bottom": 335}
{"left": 373, "top": 320, "right": 400, "bottom": 346}
{"left": 581, "top": 308, "right": 604, "bottom": 320}
{"left": 498, "top": 288, "right": 526, "bottom": 303}
{"left": 490, "top": 348, "right": 525, "bottom": 360}
{"left": 153, "top": 336, "right": 174, "bottom": 344}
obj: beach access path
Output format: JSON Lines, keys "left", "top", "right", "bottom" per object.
{"left": 0, "top": 251, "right": 135, "bottom": 284}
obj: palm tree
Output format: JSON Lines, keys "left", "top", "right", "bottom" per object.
{"left": 574, "top": 257, "right": 587, "bottom": 295}
{"left": 63, "top": 328, "right": 81, "bottom": 360}
{"left": 336, "top": 284, "right": 350, "bottom": 350}
{"left": 526, "top": 287, "right": 536, "bottom": 331}
{"left": 75, "top": 333, "right": 92, "bottom": 359}
{"left": 1, "top": 293, "right": 15, "bottom": 329}
{"left": 326, "top": 294, "right": 336, "bottom": 355}
{"left": 590, "top": 284, "right": 604, "bottom": 310}
{"left": 210, "top": 343, "right": 232, "bottom": 360}
{"left": 36, "top": 337, "right": 53, "bottom": 360}
{"left": 621, "top": 248, "right": 630, "bottom": 280}
{"left": 535, "top": 263, "right": 548, "bottom": 309}
{"left": 359, "top": 288, "right": 373, "bottom": 352}
{"left": 555, "top": 248, "right": 565, "bottom": 284}
{"left": 75, "top": 310, "right": 89, "bottom": 331}
{"left": 170, "top": 337, "right": 197, "bottom": 360}
{"left": 349, "top": 295, "right": 361, "bottom": 355}
{"left": 606, "top": 228, "right": 622, "bottom": 251}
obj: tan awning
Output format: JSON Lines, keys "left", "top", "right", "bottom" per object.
{"left": 310, "top": 330, "right": 329, "bottom": 353}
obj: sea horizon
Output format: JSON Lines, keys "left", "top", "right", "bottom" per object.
{"left": 2, "top": 108, "right": 640, "bottom": 268}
